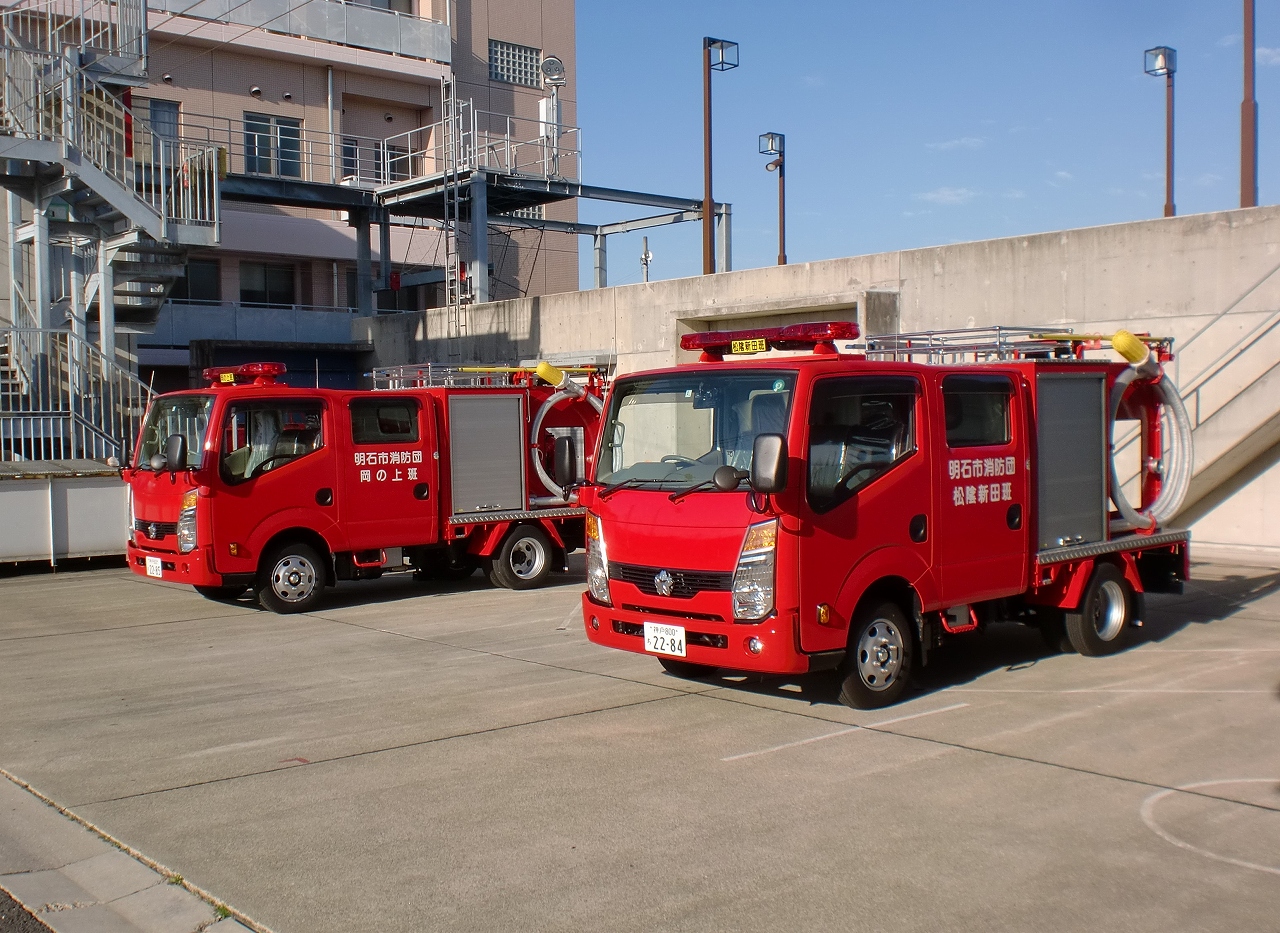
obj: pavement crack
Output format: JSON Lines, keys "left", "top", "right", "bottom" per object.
{"left": 72, "top": 692, "right": 686, "bottom": 806}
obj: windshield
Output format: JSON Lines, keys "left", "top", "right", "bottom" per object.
{"left": 135, "top": 394, "right": 213, "bottom": 468}
{"left": 596, "top": 370, "right": 797, "bottom": 488}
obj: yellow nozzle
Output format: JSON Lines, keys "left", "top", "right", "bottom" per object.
{"left": 536, "top": 361, "right": 566, "bottom": 387}
{"left": 1111, "top": 330, "right": 1149, "bottom": 366}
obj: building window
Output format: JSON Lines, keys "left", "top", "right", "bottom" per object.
{"left": 169, "top": 259, "right": 221, "bottom": 304}
{"left": 489, "top": 39, "right": 542, "bottom": 87}
{"left": 147, "top": 99, "right": 180, "bottom": 165}
{"left": 240, "top": 262, "right": 297, "bottom": 307}
{"left": 244, "top": 113, "right": 302, "bottom": 178}
{"left": 508, "top": 204, "right": 544, "bottom": 221}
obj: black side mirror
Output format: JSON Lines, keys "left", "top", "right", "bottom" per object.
{"left": 164, "top": 433, "right": 188, "bottom": 474}
{"left": 712, "top": 465, "right": 747, "bottom": 491}
{"left": 553, "top": 435, "right": 578, "bottom": 488}
{"left": 750, "top": 433, "right": 788, "bottom": 494}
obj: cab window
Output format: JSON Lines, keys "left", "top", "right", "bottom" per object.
{"left": 350, "top": 398, "right": 419, "bottom": 444}
{"left": 943, "top": 375, "right": 1012, "bottom": 447}
{"left": 220, "top": 400, "right": 324, "bottom": 484}
{"left": 807, "top": 376, "right": 918, "bottom": 513}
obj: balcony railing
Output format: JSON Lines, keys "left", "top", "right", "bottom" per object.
{"left": 149, "top": 0, "right": 450, "bottom": 63}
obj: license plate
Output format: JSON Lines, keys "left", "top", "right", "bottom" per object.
{"left": 643, "top": 621, "right": 686, "bottom": 658}
{"left": 730, "top": 337, "right": 767, "bottom": 354}
{"left": 145, "top": 556, "right": 163, "bottom": 579}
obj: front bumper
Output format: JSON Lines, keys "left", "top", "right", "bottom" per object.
{"left": 126, "top": 540, "right": 220, "bottom": 587}
{"left": 581, "top": 594, "right": 823, "bottom": 675}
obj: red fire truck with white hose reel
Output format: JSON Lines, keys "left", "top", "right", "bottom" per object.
{"left": 123, "top": 360, "right": 603, "bottom": 612}
{"left": 578, "top": 321, "right": 1193, "bottom": 708}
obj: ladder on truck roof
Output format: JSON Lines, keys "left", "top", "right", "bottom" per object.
{"left": 368, "top": 363, "right": 600, "bottom": 390}
{"left": 861, "top": 326, "right": 1172, "bottom": 365}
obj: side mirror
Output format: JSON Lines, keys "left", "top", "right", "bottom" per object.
{"left": 553, "top": 435, "right": 578, "bottom": 488}
{"left": 712, "top": 465, "right": 747, "bottom": 491}
{"left": 164, "top": 433, "right": 188, "bottom": 474}
{"left": 750, "top": 433, "right": 788, "bottom": 494}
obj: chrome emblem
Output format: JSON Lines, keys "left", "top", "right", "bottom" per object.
{"left": 148, "top": 523, "right": 159, "bottom": 539}
{"left": 654, "top": 569, "right": 674, "bottom": 597}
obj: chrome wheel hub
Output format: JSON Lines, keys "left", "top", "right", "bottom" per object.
{"left": 510, "top": 538, "right": 546, "bottom": 580}
{"left": 1093, "top": 579, "right": 1127, "bottom": 641}
{"left": 271, "top": 555, "right": 317, "bottom": 603}
{"left": 857, "top": 619, "right": 904, "bottom": 691}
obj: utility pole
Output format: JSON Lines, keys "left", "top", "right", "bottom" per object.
{"left": 1242, "top": 0, "right": 1259, "bottom": 208}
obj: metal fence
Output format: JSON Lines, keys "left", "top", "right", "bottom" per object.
{"left": 1, "top": 327, "right": 152, "bottom": 462}
{"left": 2, "top": 0, "right": 147, "bottom": 65}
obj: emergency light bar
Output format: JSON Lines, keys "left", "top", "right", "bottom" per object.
{"left": 202, "top": 362, "right": 288, "bottom": 386}
{"left": 680, "top": 321, "right": 860, "bottom": 359}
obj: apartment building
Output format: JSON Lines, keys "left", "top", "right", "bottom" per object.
{"left": 2, "top": 0, "right": 579, "bottom": 391}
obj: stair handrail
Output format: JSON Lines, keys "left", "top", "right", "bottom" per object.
{"left": 1, "top": 0, "right": 146, "bottom": 70}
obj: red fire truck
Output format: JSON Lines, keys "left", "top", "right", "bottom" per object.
{"left": 579, "top": 322, "right": 1192, "bottom": 708}
{"left": 124, "top": 361, "right": 602, "bottom": 612}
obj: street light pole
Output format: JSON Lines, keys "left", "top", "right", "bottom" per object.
{"left": 1242, "top": 0, "right": 1259, "bottom": 208}
{"left": 1145, "top": 47, "right": 1177, "bottom": 218}
{"left": 760, "top": 132, "right": 786, "bottom": 265}
{"left": 702, "top": 37, "right": 738, "bottom": 275}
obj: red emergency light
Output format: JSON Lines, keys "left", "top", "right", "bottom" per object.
{"left": 680, "top": 321, "right": 860, "bottom": 360}
{"left": 202, "top": 362, "right": 288, "bottom": 386}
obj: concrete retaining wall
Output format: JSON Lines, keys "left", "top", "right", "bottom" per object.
{"left": 356, "top": 205, "right": 1280, "bottom": 554}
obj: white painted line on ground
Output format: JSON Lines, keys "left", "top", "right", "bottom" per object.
{"left": 1140, "top": 779, "right": 1280, "bottom": 877}
{"left": 721, "top": 702, "right": 968, "bottom": 762}
{"left": 949, "top": 688, "right": 1272, "bottom": 694}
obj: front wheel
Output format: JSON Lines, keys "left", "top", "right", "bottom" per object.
{"left": 1065, "top": 563, "right": 1134, "bottom": 656}
{"left": 257, "top": 542, "right": 326, "bottom": 614}
{"left": 487, "top": 526, "right": 553, "bottom": 590}
{"left": 838, "top": 600, "right": 914, "bottom": 709}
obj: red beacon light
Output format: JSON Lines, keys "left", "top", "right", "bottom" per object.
{"left": 680, "top": 321, "right": 860, "bottom": 361}
{"left": 203, "top": 362, "right": 288, "bottom": 387}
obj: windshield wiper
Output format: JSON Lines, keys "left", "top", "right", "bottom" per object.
{"left": 669, "top": 479, "right": 716, "bottom": 502}
{"left": 598, "top": 476, "right": 655, "bottom": 500}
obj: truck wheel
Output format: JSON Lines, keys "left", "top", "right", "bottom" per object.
{"left": 1065, "top": 563, "right": 1133, "bottom": 656}
{"left": 488, "top": 526, "right": 552, "bottom": 590}
{"left": 658, "top": 657, "right": 718, "bottom": 679}
{"left": 838, "top": 600, "right": 914, "bottom": 709}
{"left": 194, "top": 585, "right": 245, "bottom": 602}
{"left": 258, "top": 542, "right": 325, "bottom": 614}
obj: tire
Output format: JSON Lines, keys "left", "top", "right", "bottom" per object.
{"left": 194, "top": 584, "right": 245, "bottom": 602}
{"left": 414, "top": 551, "right": 478, "bottom": 583}
{"left": 487, "top": 525, "right": 553, "bottom": 590}
{"left": 838, "top": 600, "right": 914, "bottom": 709}
{"left": 658, "top": 657, "right": 717, "bottom": 679}
{"left": 257, "top": 542, "right": 326, "bottom": 614}
{"left": 1064, "top": 563, "right": 1133, "bottom": 656}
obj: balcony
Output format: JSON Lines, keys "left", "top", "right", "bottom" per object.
{"left": 150, "top": 0, "right": 451, "bottom": 63}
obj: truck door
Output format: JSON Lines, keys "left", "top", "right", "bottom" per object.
{"left": 797, "top": 375, "right": 932, "bottom": 653}
{"left": 212, "top": 396, "right": 335, "bottom": 559}
{"left": 339, "top": 394, "right": 439, "bottom": 551}
{"left": 932, "top": 373, "right": 1029, "bottom": 604}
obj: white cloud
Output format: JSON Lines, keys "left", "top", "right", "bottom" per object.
{"left": 800, "top": 74, "right": 826, "bottom": 87}
{"left": 1218, "top": 34, "right": 1241, "bottom": 48}
{"left": 926, "top": 136, "right": 984, "bottom": 152}
{"left": 1258, "top": 47, "right": 1280, "bottom": 65}
{"left": 1055, "top": 171, "right": 1073, "bottom": 181}
{"left": 1003, "top": 189, "right": 1026, "bottom": 199}
{"left": 915, "top": 187, "right": 977, "bottom": 205}
{"left": 1196, "top": 172, "right": 1224, "bottom": 187}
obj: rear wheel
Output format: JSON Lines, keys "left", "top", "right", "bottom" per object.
{"left": 194, "top": 584, "right": 245, "bottom": 602}
{"left": 658, "top": 657, "right": 718, "bottom": 679}
{"left": 838, "top": 600, "right": 914, "bottom": 709}
{"left": 1064, "top": 563, "right": 1134, "bottom": 656}
{"left": 257, "top": 542, "right": 325, "bottom": 614}
{"left": 414, "top": 551, "right": 478, "bottom": 583}
{"left": 487, "top": 526, "right": 553, "bottom": 590}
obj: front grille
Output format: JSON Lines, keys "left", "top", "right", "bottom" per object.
{"left": 134, "top": 519, "right": 178, "bottom": 540}
{"left": 610, "top": 562, "right": 732, "bottom": 598}
{"left": 621, "top": 604, "right": 725, "bottom": 623}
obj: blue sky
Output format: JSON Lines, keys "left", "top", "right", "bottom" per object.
{"left": 573, "top": 1, "right": 1280, "bottom": 287}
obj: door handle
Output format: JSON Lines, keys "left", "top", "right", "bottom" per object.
{"left": 315, "top": 487, "right": 333, "bottom": 506}
{"left": 413, "top": 483, "right": 430, "bottom": 501}
{"left": 909, "top": 514, "right": 928, "bottom": 543}
{"left": 1006, "top": 503, "right": 1022, "bottom": 530}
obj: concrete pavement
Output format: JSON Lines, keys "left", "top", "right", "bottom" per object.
{"left": 0, "top": 559, "right": 1277, "bottom": 932}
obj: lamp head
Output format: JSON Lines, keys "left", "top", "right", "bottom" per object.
{"left": 1144, "top": 46, "right": 1176, "bottom": 77}
{"left": 705, "top": 37, "right": 739, "bottom": 71}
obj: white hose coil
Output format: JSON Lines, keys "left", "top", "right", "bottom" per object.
{"left": 1108, "top": 366, "right": 1194, "bottom": 533}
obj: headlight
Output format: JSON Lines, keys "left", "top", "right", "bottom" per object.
{"left": 585, "top": 512, "right": 611, "bottom": 605}
{"left": 732, "top": 519, "right": 777, "bottom": 621}
{"left": 177, "top": 488, "right": 198, "bottom": 553}
{"left": 127, "top": 486, "right": 135, "bottom": 544}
